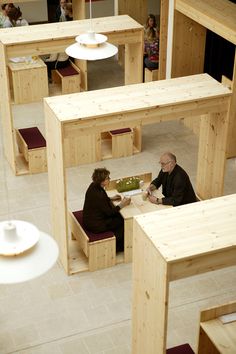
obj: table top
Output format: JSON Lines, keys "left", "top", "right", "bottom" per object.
{"left": 134, "top": 194, "right": 236, "bottom": 262}
{"left": 44, "top": 74, "right": 231, "bottom": 122}
{"left": 8, "top": 57, "right": 46, "bottom": 71}
{"left": 200, "top": 318, "right": 236, "bottom": 353}
{"left": 108, "top": 186, "right": 170, "bottom": 220}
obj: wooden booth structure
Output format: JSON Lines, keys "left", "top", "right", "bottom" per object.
{"left": 0, "top": 15, "right": 143, "bottom": 175}
{"left": 132, "top": 193, "right": 236, "bottom": 354}
{"left": 161, "top": 0, "right": 236, "bottom": 157}
{"left": 44, "top": 73, "right": 231, "bottom": 275}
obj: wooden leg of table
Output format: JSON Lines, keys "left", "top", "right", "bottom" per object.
{"left": 197, "top": 327, "right": 219, "bottom": 354}
{"left": 132, "top": 219, "right": 169, "bottom": 354}
{"left": 124, "top": 218, "right": 133, "bottom": 263}
{"left": 75, "top": 59, "right": 87, "bottom": 91}
{"left": 125, "top": 42, "right": 143, "bottom": 85}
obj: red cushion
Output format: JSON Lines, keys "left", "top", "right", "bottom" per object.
{"left": 57, "top": 65, "right": 79, "bottom": 77}
{"left": 73, "top": 210, "right": 114, "bottom": 242}
{"left": 110, "top": 128, "right": 132, "bottom": 135}
{"left": 167, "top": 344, "right": 195, "bottom": 354}
{"left": 18, "top": 127, "right": 46, "bottom": 149}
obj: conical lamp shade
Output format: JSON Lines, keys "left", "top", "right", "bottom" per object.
{"left": 0, "top": 220, "right": 59, "bottom": 284}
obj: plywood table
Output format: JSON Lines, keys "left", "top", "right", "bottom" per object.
{"left": 44, "top": 73, "right": 231, "bottom": 275}
{"left": 132, "top": 193, "right": 236, "bottom": 354}
{"left": 8, "top": 57, "right": 48, "bottom": 104}
{"left": 197, "top": 301, "right": 236, "bottom": 354}
{"left": 0, "top": 15, "right": 143, "bottom": 175}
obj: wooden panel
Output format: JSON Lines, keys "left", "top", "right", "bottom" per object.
{"left": 172, "top": 10, "right": 206, "bottom": 78}
{"left": 196, "top": 109, "right": 229, "bottom": 199}
{"left": 72, "top": 0, "right": 85, "bottom": 20}
{"left": 124, "top": 218, "right": 133, "bottom": 263}
{"left": 134, "top": 194, "right": 236, "bottom": 263}
{"left": 227, "top": 49, "right": 236, "bottom": 158}
{"left": 44, "top": 101, "right": 69, "bottom": 274}
{"left": 64, "top": 133, "right": 101, "bottom": 167}
{"left": 0, "top": 43, "right": 16, "bottom": 174}
{"left": 159, "top": 0, "right": 169, "bottom": 80}
{"left": 200, "top": 301, "right": 236, "bottom": 322}
{"left": 118, "top": 0, "right": 147, "bottom": 25}
{"left": 132, "top": 218, "right": 169, "bottom": 354}
{"left": 175, "top": 0, "right": 236, "bottom": 45}
{"left": 198, "top": 327, "right": 219, "bottom": 354}
{"left": 88, "top": 238, "right": 116, "bottom": 271}
{"left": 125, "top": 40, "right": 143, "bottom": 85}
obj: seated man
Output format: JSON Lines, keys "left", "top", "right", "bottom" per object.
{"left": 147, "top": 152, "right": 197, "bottom": 206}
{"left": 83, "top": 168, "right": 131, "bottom": 252}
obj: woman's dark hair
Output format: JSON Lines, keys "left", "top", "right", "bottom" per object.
{"left": 7, "top": 7, "right": 21, "bottom": 25}
{"left": 92, "top": 168, "right": 110, "bottom": 185}
{"left": 1, "top": 3, "right": 14, "bottom": 11}
{"left": 146, "top": 14, "right": 157, "bottom": 28}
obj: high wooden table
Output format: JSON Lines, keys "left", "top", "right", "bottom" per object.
{"left": 44, "top": 73, "right": 231, "bottom": 275}
{"left": 0, "top": 15, "right": 143, "bottom": 175}
{"left": 132, "top": 193, "right": 236, "bottom": 354}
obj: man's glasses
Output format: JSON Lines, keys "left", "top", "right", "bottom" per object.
{"left": 159, "top": 161, "right": 172, "bottom": 166}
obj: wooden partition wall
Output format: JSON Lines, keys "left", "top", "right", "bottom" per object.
{"left": 132, "top": 193, "right": 236, "bottom": 354}
{"left": 44, "top": 73, "right": 231, "bottom": 274}
{"left": 169, "top": 0, "right": 236, "bottom": 157}
{"left": 0, "top": 15, "right": 143, "bottom": 175}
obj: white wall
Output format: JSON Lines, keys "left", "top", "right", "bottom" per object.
{"left": 17, "top": 0, "right": 48, "bottom": 23}
{"left": 86, "top": 0, "right": 114, "bottom": 18}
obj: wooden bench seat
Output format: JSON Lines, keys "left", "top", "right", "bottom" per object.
{"left": 144, "top": 67, "right": 159, "bottom": 82}
{"left": 166, "top": 343, "right": 194, "bottom": 353}
{"left": 15, "top": 127, "right": 47, "bottom": 174}
{"left": 109, "top": 128, "right": 133, "bottom": 158}
{"left": 52, "top": 60, "right": 81, "bottom": 94}
{"left": 68, "top": 210, "right": 116, "bottom": 271}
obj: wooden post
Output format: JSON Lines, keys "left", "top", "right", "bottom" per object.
{"left": 159, "top": 0, "right": 169, "bottom": 80}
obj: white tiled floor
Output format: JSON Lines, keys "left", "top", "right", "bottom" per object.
{"left": 0, "top": 57, "right": 236, "bottom": 354}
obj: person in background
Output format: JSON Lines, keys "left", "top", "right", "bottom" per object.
{"left": 143, "top": 14, "right": 159, "bottom": 71}
{"left": 62, "top": 2, "right": 73, "bottom": 21}
{"left": 146, "top": 152, "right": 197, "bottom": 206}
{"left": 15, "top": 7, "right": 29, "bottom": 26}
{"left": 83, "top": 168, "right": 131, "bottom": 253}
{"left": 44, "top": 52, "right": 70, "bottom": 81}
{"left": 0, "top": 3, "right": 14, "bottom": 27}
{"left": 55, "top": 0, "right": 68, "bottom": 22}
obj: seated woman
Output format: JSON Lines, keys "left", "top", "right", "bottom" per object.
{"left": 62, "top": 2, "right": 73, "bottom": 21}
{"left": 83, "top": 168, "right": 131, "bottom": 253}
{"left": 143, "top": 14, "right": 159, "bottom": 71}
{"left": 3, "top": 6, "right": 28, "bottom": 28}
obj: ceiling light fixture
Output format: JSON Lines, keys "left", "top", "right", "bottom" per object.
{"left": 0, "top": 220, "right": 58, "bottom": 284}
{"left": 65, "top": 0, "right": 118, "bottom": 60}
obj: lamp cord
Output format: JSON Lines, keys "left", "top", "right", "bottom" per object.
{"left": 89, "top": 0, "right": 93, "bottom": 32}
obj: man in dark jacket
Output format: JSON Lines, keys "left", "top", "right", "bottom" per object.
{"left": 83, "top": 168, "right": 130, "bottom": 252}
{"left": 147, "top": 152, "right": 197, "bottom": 206}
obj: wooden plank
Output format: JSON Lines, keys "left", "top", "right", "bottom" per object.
{"left": 172, "top": 10, "right": 206, "bottom": 78}
{"left": 44, "top": 100, "right": 69, "bottom": 274}
{"left": 118, "top": 0, "right": 147, "bottom": 25}
{"left": 175, "top": 0, "right": 236, "bottom": 45}
{"left": 0, "top": 43, "right": 16, "bottom": 174}
{"left": 197, "top": 109, "right": 229, "bottom": 199}
{"left": 134, "top": 194, "right": 236, "bottom": 263}
{"left": 45, "top": 74, "right": 231, "bottom": 123}
{"left": 132, "top": 219, "right": 169, "bottom": 354}
{"left": 227, "top": 49, "right": 236, "bottom": 158}
{"left": 200, "top": 301, "right": 236, "bottom": 322}
{"left": 159, "top": 0, "right": 169, "bottom": 79}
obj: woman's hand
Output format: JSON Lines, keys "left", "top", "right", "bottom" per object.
{"left": 111, "top": 194, "right": 122, "bottom": 201}
{"left": 119, "top": 197, "right": 131, "bottom": 209}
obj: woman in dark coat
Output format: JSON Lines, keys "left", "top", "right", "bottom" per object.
{"left": 83, "top": 168, "right": 131, "bottom": 252}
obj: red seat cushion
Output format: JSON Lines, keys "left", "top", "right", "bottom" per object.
{"left": 166, "top": 344, "right": 195, "bottom": 354}
{"left": 57, "top": 65, "right": 79, "bottom": 77}
{"left": 18, "top": 127, "right": 46, "bottom": 149}
{"left": 110, "top": 128, "right": 132, "bottom": 135}
{"left": 73, "top": 210, "right": 114, "bottom": 242}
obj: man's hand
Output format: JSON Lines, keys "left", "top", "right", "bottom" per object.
{"left": 146, "top": 184, "right": 156, "bottom": 195}
{"left": 148, "top": 195, "right": 158, "bottom": 204}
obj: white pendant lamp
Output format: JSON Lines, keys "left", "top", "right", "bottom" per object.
{"left": 0, "top": 220, "right": 59, "bottom": 284}
{"left": 65, "top": 0, "right": 118, "bottom": 60}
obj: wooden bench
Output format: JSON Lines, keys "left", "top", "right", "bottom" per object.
{"left": 15, "top": 127, "right": 47, "bottom": 174}
{"left": 68, "top": 210, "right": 116, "bottom": 271}
{"left": 167, "top": 344, "right": 194, "bottom": 353}
{"left": 109, "top": 128, "right": 134, "bottom": 158}
{"left": 52, "top": 60, "right": 81, "bottom": 94}
{"left": 144, "top": 68, "right": 159, "bottom": 82}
